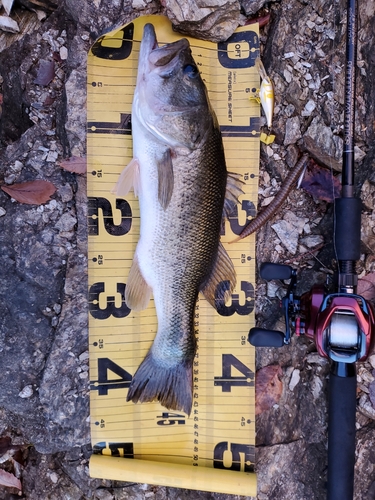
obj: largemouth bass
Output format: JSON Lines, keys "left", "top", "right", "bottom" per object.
{"left": 113, "top": 23, "right": 241, "bottom": 415}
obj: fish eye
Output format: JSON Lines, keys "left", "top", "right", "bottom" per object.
{"left": 183, "top": 64, "right": 199, "bottom": 78}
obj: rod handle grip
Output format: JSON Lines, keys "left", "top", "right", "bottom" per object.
{"left": 327, "top": 362, "right": 356, "bottom": 500}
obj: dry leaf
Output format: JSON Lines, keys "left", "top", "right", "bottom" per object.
{"left": 60, "top": 156, "right": 86, "bottom": 175}
{"left": 256, "top": 364, "right": 283, "bottom": 415}
{"left": 34, "top": 59, "right": 55, "bottom": 86}
{"left": 0, "top": 437, "right": 24, "bottom": 457}
{"left": 300, "top": 160, "right": 341, "bottom": 202}
{"left": 0, "top": 436, "right": 16, "bottom": 457}
{"left": 358, "top": 273, "right": 375, "bottom": 303}
{"left": 0, "top": 468, "right": 22, "bottom": 491}
{"left": 43, "top": 95, "right": 55, "bottom": 106}
{"left": 0, "top": 437, "right": 12, "bottom": 456}
{"left": 1, "top": 180, "right": 56, "bottom": 205}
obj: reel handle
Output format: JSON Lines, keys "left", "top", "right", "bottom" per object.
{"left": 253, "top": 262, "right": 298, "bottom": 346}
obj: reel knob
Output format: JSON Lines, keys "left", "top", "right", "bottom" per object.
{"left": 260, "top": 262, "right": 294, "bottom": 281}
{"left": 248, "top": 327, "right": 285, "bottom": 347}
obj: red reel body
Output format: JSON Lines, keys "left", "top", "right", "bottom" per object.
{"left": 299, "top": 286, "right": 375, "bottom": 362}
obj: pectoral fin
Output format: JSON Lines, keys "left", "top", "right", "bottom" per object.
{"left": 157, "top": 149, "right": 174, "bottom": 210}
{"left": 125, "top": 254, "right": 152, "bottom": 311}
{"left": 223, "top": 171, "right": 244, "bottom": 218}
{"left": 112, "top": 158, "right": 140, "bottom": 197}
{"left": 200, "top": 242, "right": 236, "bottom": 309}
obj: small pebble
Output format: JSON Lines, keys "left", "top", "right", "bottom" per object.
{"left": 49, "top": 471, "right": 59, "bottom": 484}
{"left": 289, "top": 369, "right": 300, "bottom": 391}
{"left": 60, "top": 46, "right": 68, "bottom": 60}
{"left": 19, "top": 385, "right": 33, "bottom": 398}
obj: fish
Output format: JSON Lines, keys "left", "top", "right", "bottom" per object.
{"left": 113, "top": 23, "right": 242, "bottom": 415}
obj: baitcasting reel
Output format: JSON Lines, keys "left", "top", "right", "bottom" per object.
{"left": 249, "top": 262, "right": 375, "bottom": 364}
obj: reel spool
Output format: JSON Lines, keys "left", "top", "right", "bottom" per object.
{"left": 328, "top": 312, "right": 359, "bottom": 349}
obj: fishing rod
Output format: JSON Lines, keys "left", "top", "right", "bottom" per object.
{"left": 248, "top": 0, "right": 375, "bottom": 498}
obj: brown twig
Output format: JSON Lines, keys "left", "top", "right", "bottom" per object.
{"left": 283, "top": 242, "right": 325, "bottom": 265}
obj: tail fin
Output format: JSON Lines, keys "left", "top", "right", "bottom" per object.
{"left": 127, "top": 351, "right": 193, "bottom": 415}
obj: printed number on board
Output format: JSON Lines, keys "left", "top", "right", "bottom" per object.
{"left": 227, "top": 200, "right": 257, "bottom": 235}
{"left": 216, "top": 281, "right": 254, "bottom": 316}
{"left": 89, "top": 282, "right": 130, "bottom": 319}
{"left": 220, "top": 199, "right": 256, "bottom": 237}
{"left": 90, "top": 358, "right": 132, "bottom": 395}
{"left": 213, "top": 442, "right": 255, "bottom": 472}
{"left": 214, "top": 354, "right": 254, "bottom": 392}
{"left": 156, "top": 412, "right": 186, "bottom": 426}
{"left": 88, "top": 197, "right": 132, "bottom": 236}
{"left": 87, "top": 113, "right": 132, "bottom": 135}
{"left": 91, "top": 23, "right": 134, "bottom": 60}
{"left": 93, "top": 441, "right": 134, "bottom": 458}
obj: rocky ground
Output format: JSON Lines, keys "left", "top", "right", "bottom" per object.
{"left": 0, "top": 0, "right": 375, "bottom": 498}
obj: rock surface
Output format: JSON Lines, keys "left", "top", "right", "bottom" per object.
{"left": 0, "top": 0, "right": 375, "bottom": 499}
{"left": 164, "top": 0, "right": 241, "bottom": 41}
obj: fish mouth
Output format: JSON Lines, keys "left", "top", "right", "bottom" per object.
{"left": 140, "top": 23, "right": 189, "bottom": 70}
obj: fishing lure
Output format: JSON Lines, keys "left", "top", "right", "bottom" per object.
{"left": 232, "top": 153, "right": 308, "bottom": 241}
{"left": 253, "top": 57, "right": 274, "bottom": 129}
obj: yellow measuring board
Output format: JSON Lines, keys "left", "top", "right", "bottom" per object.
{"left": 87, "top": 15, "right": 260, "bottom": 497}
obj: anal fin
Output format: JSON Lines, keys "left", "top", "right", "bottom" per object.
{"left": 224, "top": 171, "right": 244, "bottom": 218}
{"left": 125, "top": 254, "right": 152, "bottom": 311}
{"left": 200, "top": 242, "right": 236, "bottom": 309}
